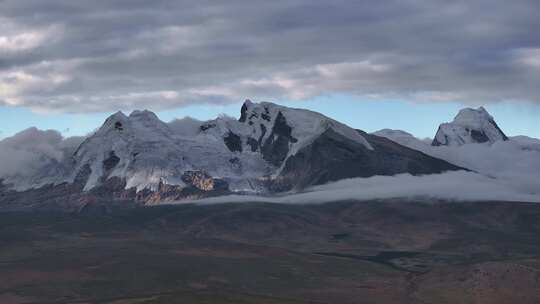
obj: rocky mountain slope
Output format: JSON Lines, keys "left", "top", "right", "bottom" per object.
{"left": 0, "top": 100, "right": 465, "bottom": 211}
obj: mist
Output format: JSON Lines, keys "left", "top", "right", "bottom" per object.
{"left": 0, "top": 127, "right": 84, "bottom": 181}
{"left": 182, "top": 170, "right": 540, "bottom": 205}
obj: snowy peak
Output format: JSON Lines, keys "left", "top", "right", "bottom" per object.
{"left": 432, "top": 107, "right": 508, "bottom": 146}
{"left": 452, "top": 107, "right": 495, "bottom": 130}
{"left": 94, "top": 109, "right": 171, "bottom": 138}
{"left": 99, "top": 111, "right": 128, "bottom": 133}
{"left": 73, "top": 109, "right": 181, "bottom": 191}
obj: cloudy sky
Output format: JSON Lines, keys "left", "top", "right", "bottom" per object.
{"left": 1, "top": 0, "right": 539, "bottom": 138}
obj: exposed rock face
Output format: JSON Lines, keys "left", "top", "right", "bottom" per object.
{"left": 260, "top": 112, "right": 298, "bottom": 166}
{"left": 239, "top": 100, "right": 250, "bottom": 123}
{"left": 181, "top": 170, "right": 228, "bottom": 191}
{"left": 224, "top": 132, "right": 242, "bottom": 152}
{"left": 246, "top": 137, "right": 258, "bottom": 152}
{"left": 139, "top": 177, "right": 229, "bottom": 205}
{"left": 432, "top": 107, "right": 508, "bottom": 146}
{"left": 102, "top": 151, "right": 120, "bottom": 174}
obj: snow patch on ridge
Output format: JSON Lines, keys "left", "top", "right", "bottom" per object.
{"left": 241, "top": 101, "right": 373, "bottom": 156}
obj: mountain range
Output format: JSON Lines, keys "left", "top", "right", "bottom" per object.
{"left": 0, "top": 101, "right": 531, "bottom": 211}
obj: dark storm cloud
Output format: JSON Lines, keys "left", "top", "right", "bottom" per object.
{"left": 1, "top": 0, "right": 539, "bottom": 112}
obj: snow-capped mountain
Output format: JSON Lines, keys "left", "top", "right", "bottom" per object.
{"left": 0, "top": 100, "right": 465, "bottom": 211}
{"left": 72, "top": 108, "right": 270, "bottom": 193}
{"left": 432, "top": 107, "right": 508, "bottom": 146}
{"left": 70, "top": 100, "right": 377, "bottom": 194}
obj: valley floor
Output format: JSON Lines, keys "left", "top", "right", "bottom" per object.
{"left": 1, "top": 200, "right": 540, "bottom": 303}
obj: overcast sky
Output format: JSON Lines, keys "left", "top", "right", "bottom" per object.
{"left": 0, "top": 0, "right": 539, "bottom": 137}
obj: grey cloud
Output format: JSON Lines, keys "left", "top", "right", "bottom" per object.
{"left": 0, "top": 127, "right": 84, "bottom": 181}
{"left": 1, "top": 0, "right": 539, "bottom": 112}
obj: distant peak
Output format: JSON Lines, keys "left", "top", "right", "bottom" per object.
{"left": 373, "top": 129, "right": 415, "bottom": 138}
{"left": 432, "top": 106, "right": 507, "bottom": 146}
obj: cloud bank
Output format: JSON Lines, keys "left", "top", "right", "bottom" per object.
{"left": 0, "top": 127, "right": 84, "bottom": 187}
{"left": 376, "top": 132, "right": 540, "bottom": 191}
{"left": 180, "top": 171, "right": 540, "bottom": 205}
{"left": 1, "top": 1, "right": 539, "bottom": 112}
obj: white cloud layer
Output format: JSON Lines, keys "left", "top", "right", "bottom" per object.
{"left": 379, "top": 133, "right": 540, "bottom": 192}
{"left": 179, "top": 171, "right": 540, "bottom": 205}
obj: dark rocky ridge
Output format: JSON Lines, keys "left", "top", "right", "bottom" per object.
{"left": 260, "top": 112, "right": 298, "bottom": 167}
{"left": 275, "top": 129, "right": 466, "bottom": 191}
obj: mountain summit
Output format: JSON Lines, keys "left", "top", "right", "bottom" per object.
{"left": 0, "top": 100, "right": 465, "bottom": 211}
{"left": 432, "top": 107, "right": 508, "bottom": 146}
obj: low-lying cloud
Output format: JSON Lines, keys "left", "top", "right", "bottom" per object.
{"left": 0, "top": 127, "right": 84, "bottom": 186}
{"left": 180, "top": 171, "right": 540, "bottom": 205}
{"left": 377, "top": 132, "right": 540, "bottom": 193}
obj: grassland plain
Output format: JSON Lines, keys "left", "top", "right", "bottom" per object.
{"left": 1, "top": 200, "right": 540, "bottom": 303}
